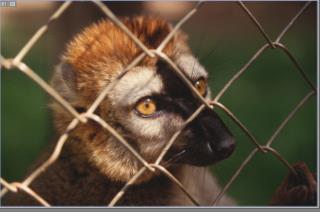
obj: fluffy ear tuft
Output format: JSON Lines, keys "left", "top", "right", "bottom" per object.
{"left": 50, "top": 62, "right": 78, "bottom": 103}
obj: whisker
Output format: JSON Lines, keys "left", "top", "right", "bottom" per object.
{"left": 190, "top": 58, "right": 198, "bottom": 80}
{"left": 162, "top": 149, "right": 187, "bottom": 167}
{"left": 199, "top": 39, "right": 222, "bottom": 64}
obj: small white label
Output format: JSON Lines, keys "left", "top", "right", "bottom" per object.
{"left": 0, "top": 0, "right": 16, "bottom": 7}
{"left": 9, "top": 1, "right": 15, "bottom": 7}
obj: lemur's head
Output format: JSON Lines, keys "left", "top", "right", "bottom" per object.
{"left": 51, "top": 16, "right": 235, "bottom": 183}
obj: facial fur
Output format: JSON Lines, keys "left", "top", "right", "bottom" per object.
{"left": 50, "top": 16, "right": 235, "bottom": 184}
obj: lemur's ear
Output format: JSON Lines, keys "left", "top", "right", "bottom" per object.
{"left": 51, "top": 62, "right": 78, "bottom": 102}
{"left": 60, "top": 62, "right": 77, "bottom": 90}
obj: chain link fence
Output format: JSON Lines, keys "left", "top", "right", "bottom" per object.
{"left": 0, "top": 0, "right": 317, "bottom": 206}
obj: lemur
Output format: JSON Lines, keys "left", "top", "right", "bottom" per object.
{"left": 5, "top": 16, "right": 315, "bottom": 207}
{"left": 4, "top": 16, "right": 236, "bottom": 206}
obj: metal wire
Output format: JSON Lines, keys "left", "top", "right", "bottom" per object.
{"left": 0, "top": 0, "right": 316, "bottom": 207}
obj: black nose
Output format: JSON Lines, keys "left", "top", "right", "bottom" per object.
{"left": 213, "top": 136, "right": 235, "bottom": 161}
{"left": 173, "top": 108, "right": 236, "bottom": 166}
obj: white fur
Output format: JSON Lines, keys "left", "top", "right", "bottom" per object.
{"left": 110, "top": 67, "right": 163, "bottom": 107}
{"left": 176, "top": 54, "right": 208, "bottom": 80}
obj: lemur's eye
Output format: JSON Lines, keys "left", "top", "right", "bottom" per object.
{"left": 135, "top": 98, "right": 157, "bottom": 117}
{"left": 194, "top": 78, "right": 207, "bottom": 96}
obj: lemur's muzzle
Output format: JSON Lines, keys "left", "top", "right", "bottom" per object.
{"left": 176, "top": 108, "right": 235, "bottom": 166}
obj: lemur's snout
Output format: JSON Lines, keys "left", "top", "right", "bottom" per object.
{"left": 210, "top": 132, "right": 235, "bottom": 161}
{"left": 206, "top": 108, "right": 235, "bottom": 159}
{"left": 198, "top": 108, "right": 235, "bottom": 165}
{"left": 174, "top": 108, "right": 235, "bottom": 166}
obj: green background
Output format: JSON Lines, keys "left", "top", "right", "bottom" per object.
{"left": 1, "top": 2, "right": 317, "bottom": 206}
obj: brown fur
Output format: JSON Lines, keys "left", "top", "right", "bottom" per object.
{"left": 3, "top": 16, "right": 235, "bottom": 206}
{"left": 50, "top": 16, "right": 192, "bottom": 184}
{"left": 4, "top": 142, "right": 234, "bottom": 206}
{"left": 63, "top": 16, "right": 189, "bottom": 101}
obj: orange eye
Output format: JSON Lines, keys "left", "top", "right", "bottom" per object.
{"left": 194, "top": 78, "right": 207, "bottom": 96}
{"left": 135, "top": 98, "right": 157, "bottom": 117}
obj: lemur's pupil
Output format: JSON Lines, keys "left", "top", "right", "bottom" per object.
{"left": 194, "top": 78, "right": 207, "bottom": 96}
{"left": 135, "top": 98, "right": 157, "bottom": 116}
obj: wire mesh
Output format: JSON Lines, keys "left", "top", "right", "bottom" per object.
{"left": 0, "top": 0, "right": 317, "bottom": 207}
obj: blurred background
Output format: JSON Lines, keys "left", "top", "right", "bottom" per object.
{"left": 1, "top": 1, "right": 317, "bottom": 206}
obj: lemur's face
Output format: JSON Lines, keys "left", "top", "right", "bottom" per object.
{"left": 110, "top": 55, "right": 235, "bottom": 166}
{"left": 52, "top": 17, "right": 235, "bottom": 182}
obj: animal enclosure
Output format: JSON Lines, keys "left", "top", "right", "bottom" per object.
{"left": 1, "top": 1, "right": 317, "bottom": 206}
